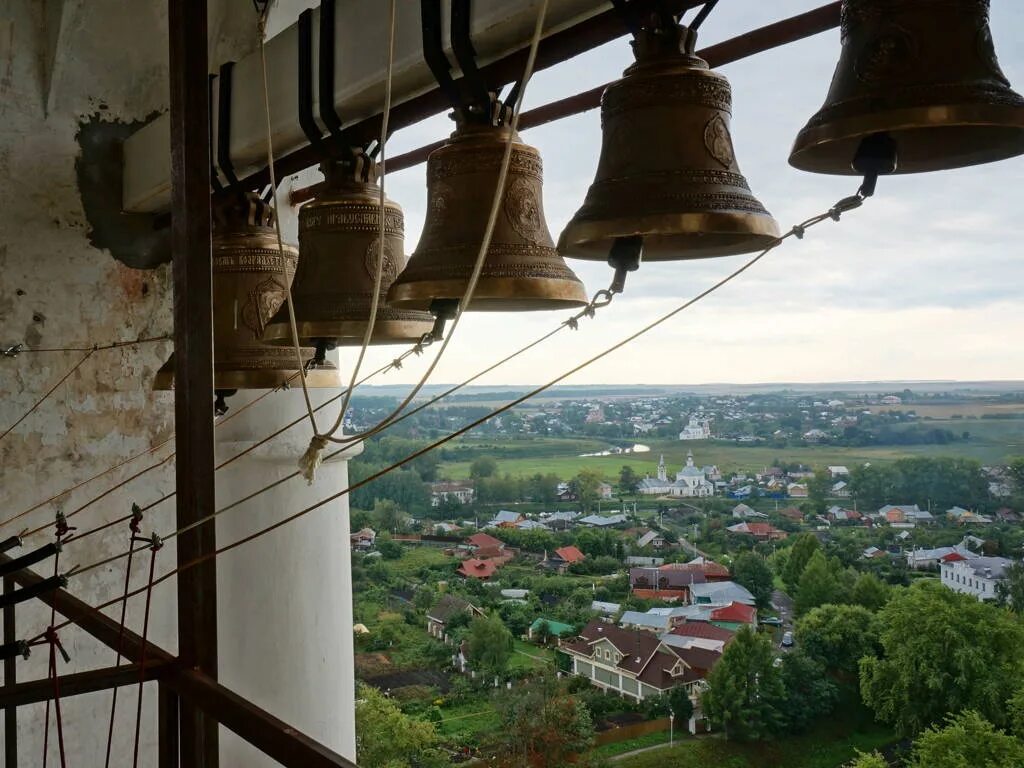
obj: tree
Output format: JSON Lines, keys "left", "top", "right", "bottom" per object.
{"left": 354, "top": 683, "right": 447, "bottom": 768}
{"left": 619, "top": 465, "right": 639, "bottom": 495}
{"left": 860, "top": 582, "right": 1024, "bottom": 735}
{"left": 796, "top": 603, "right": 879, "bottom": 676}
{"left": 996, "top": 561, "right": 1024, "bottom": 613}
{"left": 489, "top": 675, "right": 595, "bottom": 768}
{"left": 375, "top": 534, "right": 403, "bottom": 560}
{"left": 779, "top": 650, "right": 838, "bottom": 732}
{"left": 795, "top": 551, "right": 840, "bottom": 616}
{"left": 732, "top": 552, "right": 774, "bottom": 611}
{"left": 470, "top": 455, "right": 498, "bottom": 479}
{"left": 572, "top": 469, "right": 603, "bottom": 513}
{"left": 851, "top": 572, "right": 889, "bottom": 612}
{"left": 372, "top": 499, "right": 405, "bottom": 534}
{"left": 845, "top": 753, "right": 887, "bottom": 768}
{"left": 907, "top": 710, "right": 1024, "bottom": 768}
{"left": 702, "top": 627, "right": 787, "bottom": 740}
{"left": 783, "top": 533, "right": 820, "bottom": 593}
{"left": 1008, "top": 687, "right": 1024, "bottom": 738}
{"left": 466, "top": 613, "right": 514, "bottom": 679}
{"left": 848, "top": 463, "right": 900, "bottom": 510}
{"left": 807, "top": 469, "right": 833, "bottom": 516}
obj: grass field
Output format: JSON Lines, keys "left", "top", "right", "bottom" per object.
{"left": 437, "top": 418, "right": 1023, "bottom": 482}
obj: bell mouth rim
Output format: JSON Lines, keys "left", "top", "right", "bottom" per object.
{"left": 261, "top": 318, "right": 436, "bottom": 346}
{"left": 558, "top": 211, "right": 781, "bottom": 261}
{"left": 789, "top": 102, "right": 1024, "bottom": 174}
{"left": 153, "top": 367, "right": 340, "bottom": 391}
{"left": 386, "top": 277, "right": 589, "bottom": 312}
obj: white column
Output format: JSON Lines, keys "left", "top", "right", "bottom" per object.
{"left": 213, "top": 386, "right": 360, "bottom": 765}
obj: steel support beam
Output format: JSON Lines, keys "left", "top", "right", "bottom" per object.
{"left": 0, "top": 556, "right": 356, "bottom": 768}
{"left": 3, "top": 576, "right": 16, "bottom": 768}
{"left": 159, "top": 684, "right": 179, "bottom": 768}
{"left": 0, "top": 660, "right": 171, "bottom": 708}
{"left": 168, "top": 0, "right": 219, "bottom": 764}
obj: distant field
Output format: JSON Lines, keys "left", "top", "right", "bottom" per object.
{"left": 437, "top": 419, "right": 1022, "bottom": 481}
{"left": 868, "top": 403, "right": 1024, "bottom": 418}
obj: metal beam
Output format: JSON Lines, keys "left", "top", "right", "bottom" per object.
{"left": 0, "top": 556, "right": 356, "bottom": 768}
{"left": 3, "top": 576, "right": 16, "bottom": 767}
{"left": 168, "top": 0, "right": 219, "bottom": 764}
{"left": 289, "top": 1, "right": 842, "bottom": 206}
{"left": 159, "top": 684, "right": 179, "bottom": 768}
{"left": 0, "top": 661, "right": 171, "bottom": 708}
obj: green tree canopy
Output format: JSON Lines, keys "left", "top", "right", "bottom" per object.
{"left": 702, "top": 626, "right": 787, "bottom": 741}
{"left": 850, "top": 572, "right": 890, "bottom": 612}
{"left": 860, "top": 582, "right": 1024, "bottom": 735}
{"left": 996, "top": 561, "right": 1024, "bottom": 613}
{"left": 845, "top": 752, "right": 887, "bottom": 768}
{"left": 907, "top": 710, "right": 1024, "bottom": 768}
{"left": 572, "top": 469, "right": 604, "bottom": 513}
{"left": 470, "top": 455, "right": 498, "bottom": 479}
{"left": 795, "top": 551, "right": 840, "bottom": 616}
{"left": 732, "top": 552, "right": 774, "bottom": 611}
{"left": 467, "top": 613, "right": 514, "bottom": 679}
{"left": 354, "top": 683, "right": 447, "bottom": 768}
{"left": 779, "top": 649, "right": 838, "bottom": 733}
{"left": 807, "top": 469, "right": 833, "bottom": 516}
{"left": 489, "top": 675, "right": 594, "bottom": 767}
{"left": 783, "top": 533, "right": 820, "bottom": 593}
{"left": 796, "top": 603, "right": 879, "bottom": 676}
{"left": 619, "top": 465, "right": 639, "bottom": 494}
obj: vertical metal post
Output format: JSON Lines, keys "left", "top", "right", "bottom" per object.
{"left": 3, "top": 576, "right": 16, "bottom": 767}
{"left": 168, "top": 0, "right": 219, "bottom": 765}
{"left": 158, "top": 684, "right": 179, "bottom": 768}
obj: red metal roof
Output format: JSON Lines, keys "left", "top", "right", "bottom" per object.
{"left": 457, "top": 558, "right": 498, "bottom": 579}
{"left": 710, "top": 601, "right": 757, "bottom": 624}
{"left": 466, "top": 532, "right": 503, "bottom": 549}
{"left": 670, "top": 622, "right": 735, "bottom": 643}
{"left": 555, "top": 545, "right": 586, "bottom": 564}
{"left": 941, "top": 552, "right": 968, "bottom": 562}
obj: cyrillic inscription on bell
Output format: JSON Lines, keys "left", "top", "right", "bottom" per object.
{"left": 387, "top": 123, "right": 588, "bottom": 311}
{"left": 789, "top": 0, "right": 1024, "bottom": 174}
{"left": 262, "top": 155, "right": 434, "bottom": 348}
{"left": 559, "top": 23, "right": 780, "bottom": 262}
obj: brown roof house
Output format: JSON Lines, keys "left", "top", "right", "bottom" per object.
{"left": 426, "top": 594, "right": 483, "bottom": 640}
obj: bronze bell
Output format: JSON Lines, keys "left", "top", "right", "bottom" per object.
{"left": 387, "top": 122, "right": 589, "bottom": 311}
{"left": 154, "top": 194, "right": 339, "bottom": 391}
{"left": 262, "top": 153, "right": 435, "bottom": 348}
{"left": 790, "top": 0, "right": 1024, "bottom": 174}
{"left": 559, "top": 23, "right": 780, "bottom": 262}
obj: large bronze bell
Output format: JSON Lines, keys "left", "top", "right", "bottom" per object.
{"left": 154, "top": 194, "right": 339, "bottom": 391}
{"left": 262, "top": 154, "right": 434, "bottom": 348}
{"left": 790, "top": 0, "right": 1024, "bottom": 174}
{"left": 387, "top": 122, "right": 588, "bottom": 311}
{"left": 558, "top": 23, "right": 780, "bottom": 262}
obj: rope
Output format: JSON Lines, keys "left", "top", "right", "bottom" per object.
{"left": 256, "top": 6, "right": 320, "bottom": 440}
{"left": 0, "top": 349, "right": 94, "bottom": 445}
{"left": 306, "top": 0, "right": 554, "bottom": 463}
{"left": 131, "top": 537, "right": 160, "bottom": 768}
{"left": 4, "top": 334, "right": 170, "bottom": 355}
{"left": 103, "top": 514, "right": 140, "bottom": 768}
{"left": 51, "top": 190, "right": 863, "bottom": 606}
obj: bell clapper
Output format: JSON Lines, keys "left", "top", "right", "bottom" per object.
{"left": 852, "top": 133, "right": 898, "bottom": 199}
{"left": 607, "top": 235, "right": 643, "bottom": 294}
{"left": 427, "top": 299, "right": 459, "bottom": 342}
{"left": 214, "top": 388, "right": 238, "bottom": 418}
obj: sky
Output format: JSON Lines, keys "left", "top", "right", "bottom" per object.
{"left": 338, "top": 0, "right": 1024, "bottom": 387}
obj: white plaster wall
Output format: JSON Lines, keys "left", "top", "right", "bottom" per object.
{"left": 0, "top": 1, "right": 356, "bottom": 764}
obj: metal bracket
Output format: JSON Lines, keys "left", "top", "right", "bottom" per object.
{"left": 421, "top": 0, "right": 467, "bottom": 120}
{"left": 298, "top": 9, "right": 326, "bottom": 152}
{"left": 0, "top": 575, "right": 68, "bottom": 611}
{"left": 450, "top": 0, "right": 492, "bottom": 120}
{"left": 209, "top": 74, "right": 224, "bottom": 191}
{"left": 218, "top": 61, "right": 241, "bottom": 189}
{"left": 0, "top": 537, "right": 21, "bottom": 554}
{"left": 0, "top": 543, "right": 61, "bottom": 579}
{"left": 2, "top": 344, "right": 23, "bottom": 358}
{"left": 318, "top": 0, "right": 346, "bottom": 142}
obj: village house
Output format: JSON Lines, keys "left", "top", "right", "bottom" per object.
{"left": 487, "top": 509, "right": 524, "bottom": 528}
{"left": 726, "top": 521, "right": 788, "bottom": 541}
{"left": 779, "top": 506, "right": 804, "bottom": 522}
{"left": 528, "top": 618, "right": 576, "bottom": 641}
{"left": 678, "top": 415, "right": 711, "bottom": 440}
{"left": 636, "top": 452, "right": 714, "bottom": 497}
{"left": 457, "top": 558, "right": 500, "bottom": 580}
{"left": 732, "top": 503, "right": 768, "bottom": 520}
{"left": 539, "top": 545, "right": 586, "bottom": 574}
{"left": 637, "top": 529, "right": 667, "bottom": 549}
{"left": 349, "top": 528, "right": 376, "bottom": 550}
{"left": 941, "top": 555, "right": 1015, "bottom": 601}
{"left": 787, "top": 483, "right": 809, "bottom": 498}
{"left": 560, "top": 620, "right": 721, "bottom": 724}
{"left": 905, "top": 544, "right": 974, "bottom": 570}
{"left": 598, "top": 481, "right": 615, "bottom": 499}
{"left": 426, "top": 595, "right": 483, "bottom": 640}
{"left": 429, "top": 481, "right": 475, "bottom": 507}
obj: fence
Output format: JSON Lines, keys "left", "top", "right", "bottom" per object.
{"left": 593, "top": 717, "right": 671, "bottom": 746}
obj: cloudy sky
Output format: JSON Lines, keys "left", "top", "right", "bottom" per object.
{"left": 348, "top": 0, "right": 1024, "bottom": 387}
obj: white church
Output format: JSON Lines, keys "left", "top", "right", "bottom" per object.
{"left": 636, "top": 451, "right": 715, "bottom": 497}
{"left": 679, "top": 414, "right": 711, "bottom": 441}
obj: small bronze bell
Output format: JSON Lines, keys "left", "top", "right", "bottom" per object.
{"left": 262, "top": 153, "right": 434, "bottom": 348}
{"left": 387, "top": 122, "right": 588, "bottom": 311}
{"left": 790, "top": 0, "right": 1024, "bottom": 174}
{"left": 154, "top": 194, "right": 339, "bottom": 391}
{"left": 559, "top": 23, "right": 779, "bottom": 262}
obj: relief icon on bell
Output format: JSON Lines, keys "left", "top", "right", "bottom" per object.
{"left": 558, "top": 20, "right": 780, "bottom": 263}
{"left": 789, "top": 0, "right": 1024, "bottom": 175}
{"left": 155, "top": 193, "right": 340, "bottom": 391}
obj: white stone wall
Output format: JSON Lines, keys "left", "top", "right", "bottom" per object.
{"left": 0, "top": 1, "right": 355, "bottom": 764}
